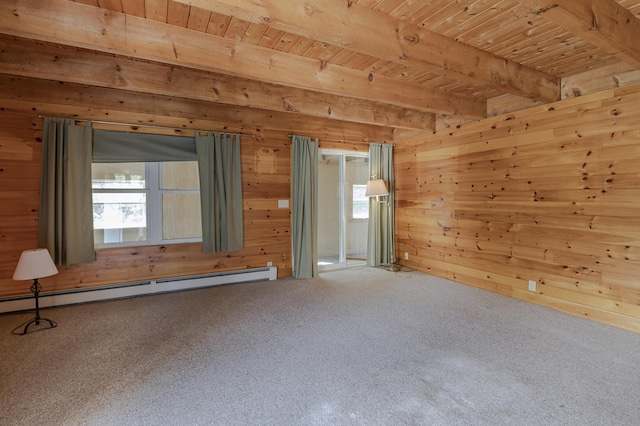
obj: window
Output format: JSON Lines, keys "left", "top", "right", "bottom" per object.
{"left": 92, "top": 161, "right": 201, "bottom": 248}
{"left": 352, "top": 184, "right": 369, "bottom": 219}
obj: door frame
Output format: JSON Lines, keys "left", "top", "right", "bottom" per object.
{"left": 317, "top": 149, "right": 369, "bottom": 270}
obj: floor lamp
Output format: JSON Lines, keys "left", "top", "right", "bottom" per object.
{"left": 12, "top": 248, "right": 59, "bottom": 335}
{"left": 365, "top": 179, "right": 401, "bottom": 272}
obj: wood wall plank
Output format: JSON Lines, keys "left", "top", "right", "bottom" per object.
{"left": 0, "top": 84, "right": 376, "bottom": 298}
{"left": 395, "top": 82, "right": 640, "bottom": 333}
{"left": 0, "top": 105, "right": 300, "bottom": 297}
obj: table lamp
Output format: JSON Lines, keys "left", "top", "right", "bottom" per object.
{"left": 12, "top": 248, "right": 59, "bottom": 335}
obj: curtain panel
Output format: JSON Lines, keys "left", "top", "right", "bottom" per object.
{"left": 94, "top": 129, "right": 243, "bottom": 253}
{"left": 196, "top": 132, "right": 243, "bottom": 253}
{"left": 39, "top": 122, "right": 244, "bottom": 265}
{"left": 291, "top": 135, "right": 319, "bottom": 279}
{"left": 367, "top": 143, "right": 394, "bottom": 267}
{"left": 39, "top": 117, "right": 96, "bottom": 265}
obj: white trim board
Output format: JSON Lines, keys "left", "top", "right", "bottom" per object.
{"left": 0, "top": 267, "right": 277, "bottom": 314}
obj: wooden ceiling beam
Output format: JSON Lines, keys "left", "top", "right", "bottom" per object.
{"left": 175, "top": 0, "right": 560, "bottom": 103}
{"left": 0, "top": 74, "right": 394, "bottom": 142}
{"left": 0, "top": 36, "right": 434, "bottom": 131}
{"left": 0, "top": 0, "right": 485, "bottom": 119}
{"left": 519, "top": 0, "right": 640, "bottom": 68}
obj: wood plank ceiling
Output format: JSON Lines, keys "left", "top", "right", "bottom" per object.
{"left": 0, "top": 0, "right": 639, "bottom": 136}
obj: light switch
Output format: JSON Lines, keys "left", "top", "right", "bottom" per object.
{"left": 278, "top": 200, "right": 289, "bottom": 208}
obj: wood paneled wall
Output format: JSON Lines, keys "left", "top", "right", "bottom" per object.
{"left": 0, "top": 95, "right": 293, "bottom": 299}
{"left": 0, "top": 76, "right": 372, "bottom": 299}
{"left": 6, "top": 70, "right": 638, "bottom": 333}
{"left": 395, "top": 83, "right": 640, "bottom": 333}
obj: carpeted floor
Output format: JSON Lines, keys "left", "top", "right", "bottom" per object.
{"left": 1, "top": 266, "right": 639, "bottom": 425}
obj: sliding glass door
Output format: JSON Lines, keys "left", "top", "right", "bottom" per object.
{"left": 317, "top": 150, "right": 369, "bottom": 269}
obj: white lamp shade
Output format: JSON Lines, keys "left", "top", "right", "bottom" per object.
{"left": 365, "top": 179, "right": 389, "bottom": 197}
{"left": 13, "top": 248, "right": 59, "bottom": 281}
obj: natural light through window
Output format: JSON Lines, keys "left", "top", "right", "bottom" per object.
{"left": 91, "top": 162, "right": 201, "bottom": 248}
{"left": 352, "top": 184, "right": 369, "bottom": 219}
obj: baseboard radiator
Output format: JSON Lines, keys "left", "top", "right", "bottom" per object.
{"left": 0, "top": 266, "right": 277, "bottom": 314}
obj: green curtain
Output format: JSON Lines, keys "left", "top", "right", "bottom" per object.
{"left": 291, "top": 135, "right": 318, "bottom": 279}
{"left": 367, "top": 143, "right": 394, "bottom": 266}
{"left": 39, "top": 117, "right": 95, "bottom": 265}
{"left": 196, "top": 132, "right": 243, "bottom": 253}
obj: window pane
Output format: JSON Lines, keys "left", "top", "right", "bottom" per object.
{"left": 353, "top": 201, "right": 369, "bottom": 219}
{"left": 92, "top": 193, "right": 147, "bottom": 244}
{"left": 162, "top": 161, "right": 199, "bottom": 190}
{"left": 92, "top": 163, "right": 145, "bottom": 189}
{"left": 92, "top": 161, "right": 204, "bottom": 247}
{"left": 162, "top": 193, "right": 202, "bottom": 240}
{"left": 352, "top": 184, "right": 369, "bottom": 219}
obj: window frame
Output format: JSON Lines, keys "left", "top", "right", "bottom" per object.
{"left": 351, "top": 183, "right": 369, "bottom": 220}
{"left": 92, "top": 161, "right": 202, "bottom": 249}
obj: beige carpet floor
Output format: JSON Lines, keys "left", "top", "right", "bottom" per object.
{"left": 1, "top": 266, "right": 639, "bottom": 425}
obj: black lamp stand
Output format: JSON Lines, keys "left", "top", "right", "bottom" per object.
{"left": 18, "top": 278, "right": 57, "bottom": 335}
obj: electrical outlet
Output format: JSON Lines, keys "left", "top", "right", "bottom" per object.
{"left": 404, "top": 252, "right": 409, "bottom": 260}
{"left": 528, "top": 280, "right": 536, "bottom": 292}
{"left": 267, "top": 261, "right": 273, "bottom": 267}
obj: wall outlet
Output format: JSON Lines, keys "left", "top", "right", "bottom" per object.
{"left": 267, "top": 261, "right": 273, "bottom": 267}
{"left": 404, "top": 252, "right": 409, "bottom": 260}
{"left": 528, "top": 280, "right": 537, "bottom": 292}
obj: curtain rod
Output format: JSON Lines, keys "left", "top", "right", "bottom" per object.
{"left": 287, "top": 134, "right": 395, "bottom": 147}
{"left": 38, "top": 116, "right": 256, "bottom": 138}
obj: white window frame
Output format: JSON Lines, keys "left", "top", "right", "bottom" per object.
{"left": 351, "top": 183, "right": 369, "bottom": 220}
{"left": 92, "top": 161, "right": 202, "bottom": 249}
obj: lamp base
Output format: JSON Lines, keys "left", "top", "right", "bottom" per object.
{"left": 16, "top": 317, "right": 57, "bottom": 335}
{"left": 13, "top": 278, "right": 58, "bottom": 335}
{"left": 385, "top": 263, "right": 402, "bottom": 272}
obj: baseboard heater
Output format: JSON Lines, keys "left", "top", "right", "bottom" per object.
{"left": 0, "top": 266, "right": 277, "bottom": 314}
